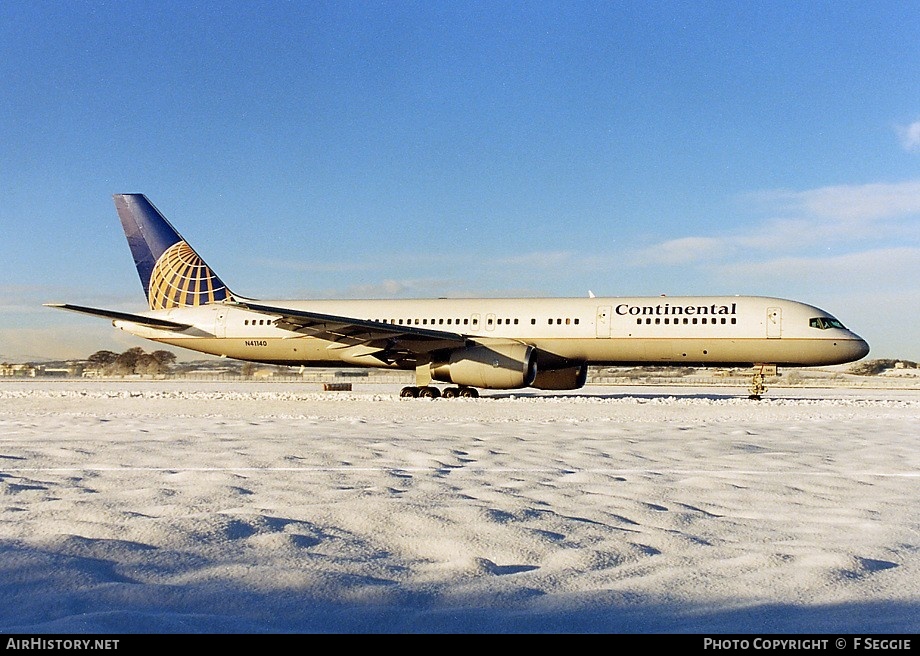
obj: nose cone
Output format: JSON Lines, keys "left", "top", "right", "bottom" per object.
{"left": 838, "top": 335, "right": 870, "bottom": 364}
{"left": 852, "top": 337, "right": 870, "bottom": 361}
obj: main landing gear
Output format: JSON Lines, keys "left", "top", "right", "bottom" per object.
{"left": 399, "top": 386, "right": 480, "bottom": 399}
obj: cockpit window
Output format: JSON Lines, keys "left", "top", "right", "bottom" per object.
{"left": 809, "top": 317, "right": 846, "bottom": 330}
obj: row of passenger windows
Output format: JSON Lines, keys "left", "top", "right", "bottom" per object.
{"left": 375, "top": 318, "right": 472, "bottom": 326}
{"left": 637, "top": 317, "right": 737, "bottom": 325}
{"left": 242, "top": 317, "right": 583, "bottom": 327}
{"left": 369, "top": 317, "right": 581, "bottom": 326}
{"left": 245, "top": 316, "right": 731, "bottom": 328}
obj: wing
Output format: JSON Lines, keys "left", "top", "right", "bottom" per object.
{"left": 235, "top": 300, "right": 470, "bottom": 366}
{"left": 44, "top": 303, "right": 192, "bottom": 331}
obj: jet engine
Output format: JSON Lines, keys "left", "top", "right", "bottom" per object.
{"left": 531, "top": 363, "right": 588, "bottom": 390}
{"left": 431, "top": 342, "right": 537, "bottom": 389}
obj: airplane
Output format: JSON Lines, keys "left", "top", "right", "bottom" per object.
{"left": 47, "top": 194, "right": 870, "bottom": 399}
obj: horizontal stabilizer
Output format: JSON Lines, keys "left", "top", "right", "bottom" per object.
{"left": 44, "top": 303, "right": 192, "bottom": 331}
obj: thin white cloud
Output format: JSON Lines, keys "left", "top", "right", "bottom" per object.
{"left": 896, "top": 120, "right": 920, "bottom": 153}
{"left": 627, "top": 237, "right": 727, "bottom": 266}
{"left": 341, "top": 279, "right": 413, "bottom": 298}
{"left": 796, "top": 180, "right": 920, "bottom": 222}
{"left": 759, "top": 180, "right": 920, "bottom": 223}
{"left": 713, "top": 247, "right": 920, "bottom": 288}
{"left": 625, "top": 179, "right": 920, "bottom": 268}
{"left": 731, "top": 218, "right": 829, "bottom": 251}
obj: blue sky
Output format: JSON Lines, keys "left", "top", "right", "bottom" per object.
{"left": 1, "top": 1, "right": 918, "bottom": 362}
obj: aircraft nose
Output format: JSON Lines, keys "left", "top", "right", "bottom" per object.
{"left": 849, "top": 337, "right": 870, "bottom": 361}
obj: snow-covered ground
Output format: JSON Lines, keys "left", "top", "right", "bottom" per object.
{"left": 1, "top": 380, "right": 918, "bottom": 633}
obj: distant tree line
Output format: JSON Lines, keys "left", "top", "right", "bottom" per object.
{"left": 87, "top": 347, "right": 177, "bottom": 376}
{"left": 847, "top": 359, "right": 918, "bottom": 376}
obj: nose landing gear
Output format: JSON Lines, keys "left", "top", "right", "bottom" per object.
{"left": 748, "top": 364, "right": 775, "bottom": 400}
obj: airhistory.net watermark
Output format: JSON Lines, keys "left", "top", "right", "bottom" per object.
{"left": 5, "top": 639, "right": 119, "bottom": 650}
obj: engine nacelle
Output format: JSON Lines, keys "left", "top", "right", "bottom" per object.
{"left": 431, "top": 342, "right": 537, "bottom": 389}
{"left": 531, "top": 364, "right": 588, "bottom": 390}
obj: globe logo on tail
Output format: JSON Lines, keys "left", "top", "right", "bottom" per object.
{"left": 147, "top": 241, "right": 228, "bottom": 310}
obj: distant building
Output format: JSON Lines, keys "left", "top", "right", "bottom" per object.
{"left": 0, "top": 363, "right": 38, "bottom": 377}
{"left": 1, "top": 362, "right": 86, "bottom": 377}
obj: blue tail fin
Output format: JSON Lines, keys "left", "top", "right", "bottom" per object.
{"left": 114, "top": 194, "right": 231, "bottom": 310}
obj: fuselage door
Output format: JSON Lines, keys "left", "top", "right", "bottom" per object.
{"left": 596, "top": 305, "right": 611, "bottom": 338}
{"left": 766, "top": 306, "right": 782, "bottom": 338}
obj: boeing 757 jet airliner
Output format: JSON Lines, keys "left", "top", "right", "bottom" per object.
{"left": 48, "top": 194, "right": 869, "bottom": 398}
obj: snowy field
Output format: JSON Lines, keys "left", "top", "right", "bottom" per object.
{"left": 1, "top": 380, "right": 918, "bottom": 634}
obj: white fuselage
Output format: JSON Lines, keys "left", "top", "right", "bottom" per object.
{"left": 115, "top": 295, "right": 869, "bottom": 369}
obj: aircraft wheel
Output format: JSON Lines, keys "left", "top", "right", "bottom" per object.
{"left": 442, "top": 387, "right": 460, "bottom": 398}
{"left": 748, "top": 371, "right": 767, "bottom": 399}
{"left": 400, "top": 386, "right": 419, "bottom": 398}
{"left": 458, "top": 387, "right": 479, "bottom": 398}
{"left": 418, "top": 386, "right": 441, "bottom": 398}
